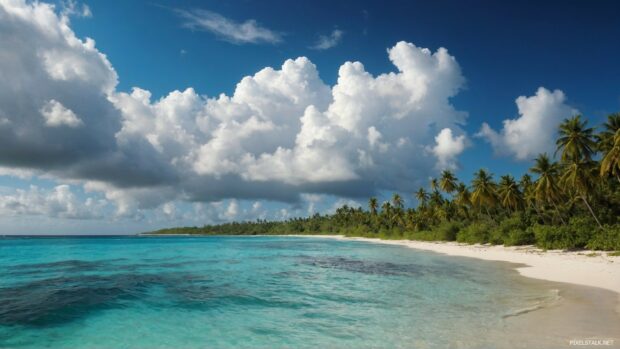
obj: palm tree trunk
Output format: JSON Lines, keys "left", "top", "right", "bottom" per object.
{"left": 581, "top": 195, "right": 603, "bottom": 229}
{"left": 551, "top": 201, "right": 566, "bottom": 225}
{"left": 484, "top": 206, "right": 496, "bottom": 222}
{"left": 530, "top": 202, "right": 547, "bottom": 224}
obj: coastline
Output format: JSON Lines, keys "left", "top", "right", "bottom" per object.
{"left": 145, "top": 233, "right": 620, "bottom": 295}
{"left": 307, "top": 234, "right": 620, "bottom": 343}
{"left": 302, "top": 235, "right": 620, "bottom": 295}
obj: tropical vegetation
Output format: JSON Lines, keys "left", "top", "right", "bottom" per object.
{"left": 151, "top": 114, "right": 620, "bottom": 252}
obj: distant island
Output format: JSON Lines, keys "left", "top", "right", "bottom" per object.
{"left": 150, "top": 114, "right": 620, "bottom": 254}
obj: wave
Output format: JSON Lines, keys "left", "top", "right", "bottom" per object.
{"left": 502, "top": 288, "right": 562, "bottom": 319}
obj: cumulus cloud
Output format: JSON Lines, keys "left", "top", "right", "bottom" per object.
{"left": 327, "top": 198, "right": 362, "bottom": 214}
{"left": 176, "top": 8, "right": 282, "bottom": 44}
{"left": 0, "top": 0, "right": 469, "bottom": 219}
{"left": 61, "top": 0, "right": 91, "bottom": 18}
{"left": 477, "top": 87, "right": 578, "bottom": 160}
{"left": 40, "top": 99, "right": 83, "bottom": 127}
{"left": 0, "top": 0, "right": 174, "bottom": 189}
{"left": 184, "top": 199, "right": 269, "bottom": 224}
{"left": 431, "top": 128, "right": 468, "bottom": 170}
{"left": 0, "top": 185, "right": 107, "bottom": 219}
{"left": 310, "top": 29, "right": 343, "bottom": 50}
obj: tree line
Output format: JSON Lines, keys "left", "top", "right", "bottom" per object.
{"left": 151, "top": 114, "right": 620, "bottom": 252}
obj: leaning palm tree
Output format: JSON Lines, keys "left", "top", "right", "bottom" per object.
{"left": 497, "top": 175, "right": 524, "bottom": 213}
{"left": 600, "top": 129, "right": 620, "bottom": 183}
{"left": 415, "top": 188, "right": 429, "bottom": 207}
{"left": 368, "top": 197, "right": 378, "bottom": 216}
{"left": 439, "top": 170, "right": 458, "bottom": 194}
{"left": 470, "top": 169, "right": 497, "bottom": 216}
{"left": 556, "top": 115, "right": 597, "bottom": 162}
{"left": 530, "top": 154, "right": 566, "bottom": 224}
{"left": 560, "top": 160, "right": 603, "bottom": 229}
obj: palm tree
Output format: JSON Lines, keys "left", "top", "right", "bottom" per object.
{"left": 600, "top": 129, "right": 620, "bottom": 183}
{"left": 391, "top": 193, "right": 404, "bottom": 210}
{"left": 454, "top": 183, "right": 472, "bottom": 206}
{"left": 561, "top": 160, "right": 603, "bottom": 229}
{"left": 454, "top": 183, "right": 472, "bottom": 219}
{"left": 530, "top": 154, "right": 566, "bottom": 224}
{"left": 439, "top": 170, "right": 458, "bottom": 194}
{"left": 415, "top": 188, "right": 429, "bottom": 207}
{"left": 430, "top": 178, "right": 439, "bottom": 192}
{"left": 429, "top": 190, "right": 444, "bottom": 207}
{"left": 368, "top": 197, "right": 378, "bottom": 216}
{"left": 497, "top": 175, "right": 523, "bottom": 213}
{"left": 381, "top": 201, "right": 393, "bottom": 227}
{"left": 391, "top": 193, "right": 405, "bottom": 226}
{"left": 520, "top": 174, "right": 536, "bottom": 207}
{"left": 470, "top": 169, "right": 497, "bottom": 216}
{"left": 519, "top": 174, "right": 533, "bottom": 192}
{"left": 596, "top": 113, "right": 620, "bottom": 153}
{"left": 556, "top": 115, "right": 597, "bottom": 162}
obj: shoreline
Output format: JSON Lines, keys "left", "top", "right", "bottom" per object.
{"left": 305, "top": 235, "right": 620, "bottom": 339}
{"left": 144, "top": 233, "right": 620, "bottom": 295}
{"left": 139, "top": 234, "right": 620, "bottom": 296}
{"left": 142, "top": 233, "right": 620, "bottom": 344}
{"left": 302, "top": 235, "right": 620, "bottom": 295}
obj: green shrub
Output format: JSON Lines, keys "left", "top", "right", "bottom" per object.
{"left": 533, "top": 225, "right": 566, "bottom": 249}
{"left": 457, "top": 222, "right": 493, "bottom": 244}
{"left": 489, "top": 215, "right": 531, "bottom": 246}
{"left": 434, "top": 221, "right": 462, "bottom": 241}
{"left": 587, "top": 226, "right": 620, "bottom": 251}
{"left": 504, "top": 228, "right": 535, "bottom": 246}
{"left": 533, "top": 217, "right": 595, "bottom": 250}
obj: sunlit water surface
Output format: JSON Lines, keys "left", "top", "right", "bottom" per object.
{"left": 0, "top": 236, "right": 563, "bottom": 348}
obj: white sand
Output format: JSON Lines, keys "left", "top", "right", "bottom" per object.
{"left": 303, "top": 235, "right": 620, "bottom": 295}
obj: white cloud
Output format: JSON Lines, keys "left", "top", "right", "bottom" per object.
{"left": 225, "top": 199, "right": 239, "bottom": 219}
{"left": 61, "top": 0, "right": 91, "bottom": 18}
{"left": 430, "top": 128, "right": 467, "bottom": 170}
{"left": 176, "top": 8, "right": 282, "bottom": 44}
{"left": 40, "top": 99, "right": 83, "bottom": 127}
{"left": 327, "top": 198, "right": 362, "bottom": 214}
{"left": 310, "top": 29, "right": 343, "bottom": 50}
{"left": 0, "top": 185, "right": 107, "bottom": 219}
{"left": 477, "top": 87, "right": 578, "bottom": 160}
{"left": 0, "top": 0, "right": 470, "bottom": 220}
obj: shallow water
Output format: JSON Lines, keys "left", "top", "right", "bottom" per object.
{"left": 0, "top": 236, "right": 616, "bottom": 348}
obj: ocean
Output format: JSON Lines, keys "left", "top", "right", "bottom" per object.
{"left": 0, "top": 235, "right": 603, "bottom": 348}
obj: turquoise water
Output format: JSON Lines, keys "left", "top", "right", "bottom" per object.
{"left": 0, "top": 236, "right": 559, "bottom": 348}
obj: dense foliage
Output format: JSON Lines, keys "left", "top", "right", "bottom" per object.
{"left": 151, "top": 114, "right": 620, "bottom": 251}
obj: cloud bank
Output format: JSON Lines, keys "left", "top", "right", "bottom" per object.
{"left": 0, "top": 185, "right": 106, "bottom": 219}
{"left": 0, "top": 0, "right": 469, "bottom": 219}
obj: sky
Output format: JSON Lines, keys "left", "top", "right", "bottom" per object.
{"left": 0, "top": 0, "right": 619, "bottom": 234}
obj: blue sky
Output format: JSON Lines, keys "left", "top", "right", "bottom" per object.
{"left": 0, "top": 0, "right": 619, "bottom": 234}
